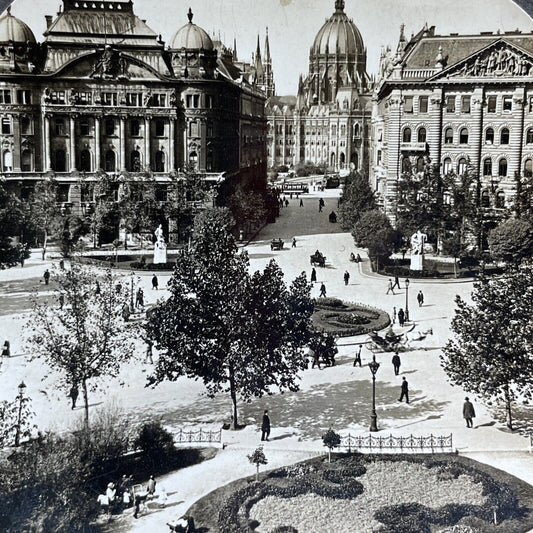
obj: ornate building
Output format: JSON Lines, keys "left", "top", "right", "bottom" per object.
{"left": 0, "top": 1, "right": 266, "bottom": 238}
{"left": 373, "top": 24, "right": 533, "bottom": 222}
{"left": 266, "top": 0, "right": 374, "bottom": 173}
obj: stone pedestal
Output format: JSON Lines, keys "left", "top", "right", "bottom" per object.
{"left": 153, "top": 245, "right": 167, "bottom": 264}
{"left": 410, "top": 254, "right": 424, "bottom": 271}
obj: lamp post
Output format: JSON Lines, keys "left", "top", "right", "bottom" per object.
{"left": 405, "top": 278, "right": 410, "bottom": 323}
{"left": 368, "top": 354, "right": 380, "bottom": 432}
{"left": 130, "top": 270, "right": 135, "bottom": 313}
{"left": 15, "top": 380, "right": 26, "bottom": 446}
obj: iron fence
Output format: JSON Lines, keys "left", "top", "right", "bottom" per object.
{"left": 340, "top": 433, "right": 453, "bottom": 454}
{"left": 172, "top": 427, "right": 222, "bottom": 446}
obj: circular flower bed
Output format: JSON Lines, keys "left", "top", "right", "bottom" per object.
{"left": 312, "top": 298, "right": 389, "bottom": 337}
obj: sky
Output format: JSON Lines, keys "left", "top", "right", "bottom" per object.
{"left": 5, "top": 0, "right": 533, "bottom": 95}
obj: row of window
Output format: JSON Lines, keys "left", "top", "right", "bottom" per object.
{"left": 403, "top": 94, "right": 522, "bottom": 114}
{"left": 47, "top": 90, "right": 169, "bottom": 107}
{"left": 0, "top": 89, "right": 31, "bottom": 105}
{"left": 51, "top": 117, "right": 168, "bottom": 138}
{"left": 184, "top": 94, "right": 213, "bottom": 109}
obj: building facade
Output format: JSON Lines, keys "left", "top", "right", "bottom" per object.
{"left": 266, "top": 0, "right": 374, "bottom": 174}
{"left": 0, "top": 1, "right": 266, "bottom": 235}
{"left": 373, "top": 24, "right": 533, "bottom": 222}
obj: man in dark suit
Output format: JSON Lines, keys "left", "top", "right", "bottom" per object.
{"left": 463, "top": 397, "right": 476, "bottom": 428}
{"left": 398, "top": 377, "right": 409, "bottom": 403}
{"left": 261, "top": 410, "right": 271, "bottom": 441}
{"left": 392, "top": 352, "right": 401, "bottom": 376}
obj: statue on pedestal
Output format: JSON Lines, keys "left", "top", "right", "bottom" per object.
{"left": 410, "top": 229, "right": 427, "bottom": 271}
{"left": 153, "top": 224, "right": 167, "bottom": 264}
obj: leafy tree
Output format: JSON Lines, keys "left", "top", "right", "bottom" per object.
{"left": 227, "top": 189, "right": 268, "bottom": 236}
{"left": 146, "top": 208, "right": 314, "bottom": 429}
{"left": 337, "top": 171, "right": 376, "bottom": 231}
{"left": 89, "top": 172, "right": 121, "bottom": 247}
{"left": 0, "top": 184, "right": 30, "bottom": 268}
{"left": 488, "top": 219, "right": 533, "bottom": 268}
{"left": 513, "top": 170, "right": 533, "bottom": 222}
{"left": 441, "top": 265, "right": 533, "bottom": 430}
{"left": 58, "top": 215, "right": 90, "bottom": 258}
{"left": 0, "top": 390, "right": 35, "bottom": 447}
{"left": 247, "top": 446, "right": 268, "bottom": 481}
{"left": 26, "top": 265, "right": 137, "bottom": 427}
{"left": 30, "top": 178, "right": 61, "bottom": 260}
{"left": 322, "top": 428, "right": 341, "bottom": 463}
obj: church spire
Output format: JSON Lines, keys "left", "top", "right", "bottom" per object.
{"left": 264, "top": 26, "right": 271, "bottom": 62}
{"left": 233, "top": 37, "right": 238, "bottom": 61}
{"left": 254, "top": 34, "right": 264, "bottom": 81}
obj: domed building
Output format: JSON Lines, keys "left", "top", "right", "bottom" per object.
{"left": 0, "top": 7, "right": 38, "bottom": 73}
{"left": 266, "top": 0, "right": 374, "bottom": 173}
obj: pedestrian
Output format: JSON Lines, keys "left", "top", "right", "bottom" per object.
{"left": 290, "top": 192, "right": 293, "bottom": 199}
{"left": 463, "top": 397, "right": 476, "bottom": 428}
{"left": 147, "top": 475, "right": 156, "bottom": 495}
{"left": 311, "top": 349, "right": 321, "bottom": 369}
{"left": 392, "top": 276, "right": 401, "bottom": 290}
{"left": 344, "top": 270, "right": 350, "bottom": 286}
{"left": 59, "top": 293, "right": 64, "bottom": 309}
{"left": 398, "top": 308, "right": 405, "bottom": 327}
{"left": 398, "top": 376, "right": 409, "bottom": 403}
{"left": 310, "top": 267, "right": 317, "bottom": 283}
{"left": 386, "top": 278, "right": 395, "bottom": 295}
{"left": 106, "top": 482, "right": 117, "bottom": 506}
{"left": 59, "top": 259, "right": 65, "bottom": 270}
{"left": 319, "top": 283, "right": 327, "bottom": 297}
{"left": 95, "top": 280, "right": 101, "bottom": 295}
{"left": 135, "top": 287, "right": 144, "bottom": 309}
{"left": 1, "top": 340, "right": 10, "bottom": 357}
{"left": 284, "top": 198, "right": 289, "bottom": 207}
{"left": 121, "top": 302, "right": 130, "bottom": 321}
{"left": 69, "top": 383, "right": 78, "bottom": 409}
{"left": 279, "top": 198, "right": 283, "bottom": 208}
{"left": 353, "top": 345, "right": 362, "bottom": 367}
{"left": 392, "top": 306, "right": 397, "bottom": 324}
{"left": 152, "top": 274, "right": 158, "bottom": 290}
{"left": 417, "top": 290, "right": 424, "bottom": 307}
{"left": 392, "top": 351, "right": 401, "bottom": 376}
{"left": 43, "top": 269, "right": 50, "bottom": 285}
{"left": 318, "top": 198, "right": 324, "bottom": 212}
{"left": 261, "top": 409, "right": 271, "bottom": 441}
{"left": 356, "top": 253, "right": 362, "bottom": 263}
{"left": 299, "top": 198, "right": 304, "bottom": 207}
{"left": 145, "top": 339, "right": 153, "bottom": 364}
{"left": 292, "top": 237, "right": 297, "bottom": 248}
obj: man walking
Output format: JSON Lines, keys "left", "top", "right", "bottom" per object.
{"left": 299, "top": 198, "right": 304, "bottom": 207}
{"left": 392, "top": 351, "right": 401, "bottom": 376}
{"left": 319, "top": 283, "right": 327, "bottom": 297}
{"left": 398, "top": 376, "right": 409, "bottom": 403}
{"left": 344, "top": 270, "right": 350, "bottom": 285}
{"left": 292, "top": 237, "right": 297, "bottom": 248}
{"left": 386, "top": 279, "right": 395, "bottom": 295}
{"left": 392, "top": 276, "right": 401, "bottom": 290}
{"left": 318, "top": 198, "right": 324, "bottom": 212}
{"left": 43, "top": 269, "right": 50, "bottom": 285}
{"left": 261, "top": 410, "right": 271, "bottom": 441}
{"left": 397, "top": 308, "right": 405, "bottom": 327}
{"left": 417, "top": 290, "right": 424, "bottom": 307}
{"left": 152, "top": 274, "right": 158, "bottom": 290}
{"left": 353, "top": 345, "right": 362, "bottom": 367}
{"left": 463, "top": 397, "right": 476, "bottom": 428}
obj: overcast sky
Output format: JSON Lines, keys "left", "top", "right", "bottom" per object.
{"left": 7, "top": 0, "right": 533, "bottom": 95}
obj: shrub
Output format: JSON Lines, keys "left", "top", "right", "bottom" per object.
{"left": 130, "top": 260, "right": 177, "bottom": 270}
{"left": 134, "top": 420, "right": 175, "bottom": 460}
{"left": 314, "top": 297, "right": 345, "bottom": 308}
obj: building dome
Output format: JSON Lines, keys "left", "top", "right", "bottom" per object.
{"left": 311, "top": 0, "right": 364, "bottom": 56}
{"left": 170, "top": 8, "right": 213, "bottom": 51}
{"left": 0, "top": 8, "right": 36, "bottom": 44}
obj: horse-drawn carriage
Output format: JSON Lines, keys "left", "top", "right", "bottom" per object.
{"left": 270, "top": 238, "right": 284, "bottom": 250}
{"left": 310, "top": 250, "right": 326, "bottom": 267}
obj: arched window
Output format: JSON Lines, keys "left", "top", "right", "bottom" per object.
{"left": 401, "top": 156, "right": 411, "bottom": 173}
{"left": 2, "top": 150, "right": 12, "bottom": 171}
{"left": 189, "top": 151, "right": 198, "bottom": 169}
{"left": 496, "top": 192, "right": 506, "bottom": 209}
{"left": 485, "top": 127, "right": 494, "bottom": 144}
{"left": 353, "top": 123, "right": 360, "bottom": 138}
{"left": 130, "top": 119, "right": 140, "bottom": 136}
{"left": 483, "top": 158, "right": 492, "bottom": 176}
{"left": 402, "top": 127, "right": 412, "bottom": 143}
{"left": 80, "top": 150, "right": 91, "bottom": 172}
{"left": 54, "top": 149, "right": 66, "bottom": 172}
{"left": 524, "top": 158, "right": 533, "bottom": 177}
{"left": 527, "top": 129, "right": 533, "bottom": 144}
{"left": 105, "top": 150, "right": 116, "bottom": 172}
{"left": 155, "top": 150, "right": 165, "bottom": 172}
{"left": 444, "top": 127, "right": 453, "bottom": 144}
{"left": 351, "top": 151, "right": 359, "bottom": 169}
{"left": 340, "top": 152, "right": 345, "bottom": 168}
{"left": 442, "top": 157, "right": 452, "bottom": 174}
{"left": 459, "top": 128, "right": 469, "bottom": 144}
{"left": 130, "top": 150, "right": 141, "bottom": 172}
{"left": 105, "top": 118, "right": 115, "bottom": 136}
{"left": 416, "top": 156, "right": 425, "bottom": 172}
{"left": 481, "top": 190, "right": 490, "bottom": 208}
{"left": 417, "top": 127, "right": 426, "bottom": 143}
{"left": 499, "top": 158, "right": 508, "bottom": 177}
{"left": 21, "top": 149, "right": 32, "bottom": 171}
{"left": 330, "top": 152, "right": 335, "bottom": 166}
{"left": 457, "top": 157, "right": 467, "bottom": 175}
{"left": 500, "top": 127, "right": 510, "bottom": 145}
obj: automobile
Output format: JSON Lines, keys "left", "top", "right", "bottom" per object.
{"left": 270, "top": 238, "right": 284, "bottom": 250}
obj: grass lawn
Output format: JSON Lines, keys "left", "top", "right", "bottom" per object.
{"left": 187, "top": 454, "right": 533, "bottom": 533}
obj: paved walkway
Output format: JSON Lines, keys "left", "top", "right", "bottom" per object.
{"left": 1, "top": 189, "right": 533, "bottom": 532}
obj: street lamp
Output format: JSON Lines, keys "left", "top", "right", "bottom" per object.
{"left": 15, "top": 380, "right": 26, "bottom": 446}
{"left": 405, "top": 278, "right": 410, "bottom": 323}
{"left": 368, "top": 354, "right": 380, "bottom": 432}
{"left": 130, "top": 270, "right": 135, "bottom": 313}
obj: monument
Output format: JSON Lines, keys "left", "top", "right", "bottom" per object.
{"left": 153, "top": 224, "right": 167, "bottom": 264}
{"left": 409, "top": 229, "right": 427, "bottom": 271}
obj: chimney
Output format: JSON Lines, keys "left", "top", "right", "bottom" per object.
{"left": 45, "top": 15, "right": 53, "bottom": 29}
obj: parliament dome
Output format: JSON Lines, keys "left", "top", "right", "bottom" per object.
{"left": 0, "top": 8, "right": 36, "bottom": 44}
{"left": 170, "top": 8, "right": 213, "bottom": 51}
{"left": 311, "top": 0, "right": 364, "bottom": 56}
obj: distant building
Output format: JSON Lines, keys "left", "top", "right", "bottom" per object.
{"left": 0, "top": 1, "right": 266, "bottom": 239}
{"left": 266, "top": 0, "right": 375, "bottom": 173}
{"left": 373, "top": 23, "right": 533, "bottom": 222}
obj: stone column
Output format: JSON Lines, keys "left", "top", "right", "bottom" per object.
{"left": 43, "top": 114, "right": 52, "bottom": 171}
{"left": 69, "top": 115, "right": 76, "bottom": 171}
{"left": 144, "top": 117, "right": 151, "bottom": 170}
{"left": 12, "top": 115, "right": 21, "bottom": 171}
{"left": 385, "top": 92, "right": 403, "bottom": 223}
{"left": 94, "top": 116, "right": 101, "bottom": 171}
{"left": 120, "top": 117, "right": 126, "bottom": 171}
{"left": 169, "top": 118, "right": 175, "bottom": 171}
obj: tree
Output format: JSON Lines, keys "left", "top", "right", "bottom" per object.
{"left": 30, "top": 178, "right": 61, "bottom": 260}
{"left": 89, "top": 171, "right": 121, "bottom": 247}
{"left": 513, "top": 170, "right": 533, "bottom": 222}
{"left": 0, "top": 391, "right": 35, "bottom": 447}
{"left": 488, "top": 219, "right": 533, "bottom": 268}
{"left": 146, "top": 208, "right": 314, "bottom": 429}
{"left": 26, "top": 265, "right": 137, "bottom": 427}
{"left": 322, "top": 428, "right": 341, "bottom": 463}
{"left": 337, "top": 171, "right": 376, "bottom": 231}
{"left": 0, "top": 184, "right": 30, "bottom": 268}
{"left": 247, "top": 446, "right": 268, "bottom": 481}
{"left": 227, "top": 189, "right": 268, "bottom": 237}
{"left": 441, "top": 265, "right": 533, "bottom": 430}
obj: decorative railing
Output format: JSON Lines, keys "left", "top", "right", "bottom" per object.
{"left": 340, "top": 433, "right": 453, "bottom": 454}
{"left": 172, "top": 427, "right": 223, "bottom": 446}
